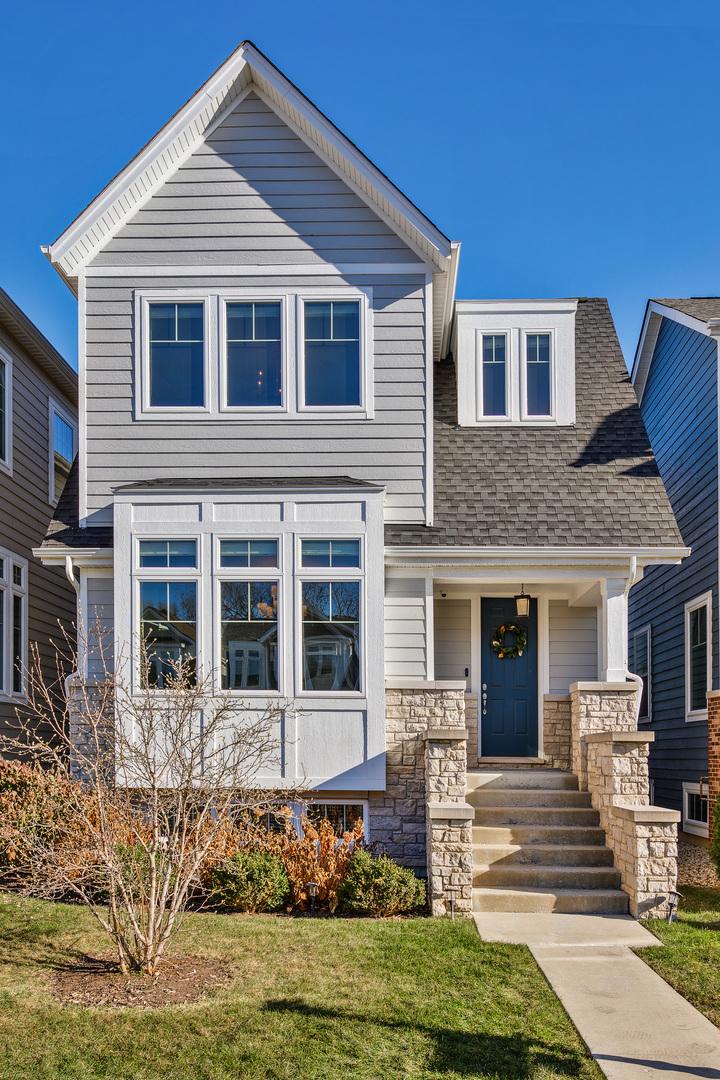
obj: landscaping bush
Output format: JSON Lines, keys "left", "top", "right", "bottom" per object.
{"left": 272, "top": 815, "right": 365, "bottom": 911}
{"left": 711, "top": 796, "right": 720, "bottom": 877}
{"left": 339, "top": 849, "right": 426, "bottom": 916}
{"left": 0, "top": 760, "right": 79, "bottom": 876}
{"left": 208, "top": 850, "right": 290, "bottom": 912}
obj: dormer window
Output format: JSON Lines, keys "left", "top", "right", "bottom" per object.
{"left": 453, "top": 300, "right": 577, "bottom": 427}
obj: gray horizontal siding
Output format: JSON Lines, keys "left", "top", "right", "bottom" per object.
{"left": 0, "top": 327, "right": 77, "bottom": 740}
{"left": 84, "top": 272, "right": 427, "bottom": 524}
{"left": 628, "top": 317, "right": 718, "bottom": 815}
{"left": 384, "top": 576, "right": 426, "bottom": 679}
{"left": 86, "top": 575, "right": 113, "bottom": 677}
{"left": 434, "top": 599, "right": 471, "bottom": 681}
{"left": 93, "top": 93, "right": 418, "bottom": 267}
{"left": 548, "top": 601, "right": 598, "bottom": 692}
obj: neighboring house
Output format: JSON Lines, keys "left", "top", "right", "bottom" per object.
{"left": 0, "top": 288, "right": 78, "bottom": 736}
{"left": 37, "top": 41, "right": 686, "bottom": 916}
{"left": 630, "top": 298, "right": 720, "bottom": 840}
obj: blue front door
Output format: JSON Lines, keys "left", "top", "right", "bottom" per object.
{"left": 480, "top": 597, "right": 538, "bottom": 757}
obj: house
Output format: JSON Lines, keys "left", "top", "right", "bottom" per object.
{"left": 0, "top": 287, "right": 77, "bottom": 736}
{"left": 37, "top": 41, "right": 686, "bottom": 917}
{"left": 630, "top": 298, "right": 720, "bottom": 843}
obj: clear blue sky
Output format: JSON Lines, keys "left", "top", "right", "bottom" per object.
{"left": 3, "top": 0, "right": 720, "bottom": 369}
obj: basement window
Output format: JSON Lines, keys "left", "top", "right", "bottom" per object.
{"left": 682, "top": 782, "right": 709, "bottom": 838}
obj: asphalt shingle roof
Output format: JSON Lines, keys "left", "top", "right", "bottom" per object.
{"left": 43, "top": 298, "right": 682, "bottom": 553}
{"left": 654, "top": 297, "right": 720, "bottom": 322}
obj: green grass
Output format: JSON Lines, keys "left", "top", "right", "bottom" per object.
{"left": 0, "top": 893, "right": 599, "bottom": 1080}
{"left": 638, "top": 885, "right": 720, "bottom": 1028}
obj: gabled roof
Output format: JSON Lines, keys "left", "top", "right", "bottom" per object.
{"left": 386, "top": 298, "right": 683, "bottom": 550}
{"left": 0, "top": 288, "right": 77, "bottom": 404}
{"left": 632, "top": 298, "right": 720, "bottom": 404}
{"left": 43, "top": 40, "right": 459, "bottom": 357}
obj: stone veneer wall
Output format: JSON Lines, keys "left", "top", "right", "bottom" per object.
{"left": 465, "top": 694, "right": 478, "bottom": 765}
{"left": 707, "top": 691, "right": 720, "bottom": 840}
{"left": 586, "top": 731, "right": 679, "bottom": 917}
{"left": 542, "top": 695, "right": 571, "bottom": 770}
{"left": 570, "top": 682, "right": 637, "bottom": 790}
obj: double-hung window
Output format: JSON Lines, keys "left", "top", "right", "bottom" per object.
{"left": 225, "top": 301, "right": 283, "bottom": 408}
{"left": 524, "top": 332, "right": 552, "bottom": 417}
{"left": 0, "top": 549, "right": 27, "bottom": 699}
{"left": 49, "top": 399, "right": 76, "bottom": 504}
{"left": 632, "top": 626, "right": 651, "bottom": 723}
{"left": 0, "top": 349, "right": 11, "bottom": 474}
{"left": 218, "top": 539, "right": 280, "bottom": 692}
{"left": 299, "top": 538, "right": 362, "bottom": 693}
{"left": 137, "top": 539, "right": 198, "bottom": 688}
{"left": 479, "top": 334, "right": 508, "bottom": 418}
{"left": 685, "top": 593, "right": 712, "bottom": 720}
{"left": 682, "top": 782, "right": 709, "bottom": 838}
{"left": 302, "top": 300, "right": 362, "bottom": 408}
{"left": 147, "top": 301, "right": 205, "bottom": 409}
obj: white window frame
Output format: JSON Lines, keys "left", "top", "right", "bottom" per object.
{"left": 132, "top": 535, "right": 202, "bottom": 692}
{"left": 685, "top": 592, "right": 712, "bottom": 721}
{"left": 0, "top": 548, "right": 28, "bottom": 702}
{"left": 219, "top": 295, "right": 289, "bottom": 415}
{"left": 520, "top": 328, "right": 556, "bottom": 422}
{"left": 297, "top": 292, "right": 371, "bottom": 416}
{"left": 682, "top": 781, "right": 709, "bottom": 838}
{"left": 135, "top": 293, "right": 213, "bottom": 421}
{"left": 134, "top": 287, "right": 373, "bottom": 420}
{"left": 48, "top": 396, "right": 77, "bottom": 505}
{"left": 0, "top": 346, "right": 13, "bottom": 477}
{"left": 213, "top": 534, "right": 283, "bottom": 696}
{"left": 632, "top": 624, "right": 652, "bottom": 724}
{"left": 295, "top": 533, "right": 365, "bottom": 698}
{"left": 476, "top": 331, "right": 510, "bottom": 421}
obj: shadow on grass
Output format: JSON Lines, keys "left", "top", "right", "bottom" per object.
{"left": 263, "top": 997, "right": 587, "bottom": 1078}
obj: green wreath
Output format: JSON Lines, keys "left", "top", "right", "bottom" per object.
{"left": 491, "top": 623, "right": 528, "bottom": 660}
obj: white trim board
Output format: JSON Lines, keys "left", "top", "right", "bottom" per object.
{"left": 632, "top": 301, "right": 715, "bottom": 404}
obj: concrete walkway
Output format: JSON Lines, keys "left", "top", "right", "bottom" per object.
{"left": 474, "top": 913, "right": 720, "bottom": 1080}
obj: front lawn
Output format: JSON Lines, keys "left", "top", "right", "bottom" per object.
{"left": 0, "top": 893, "right": 598, "bottom": 1080}
{"left": 638, "top": 885, "right": 720, "bottom": 1028}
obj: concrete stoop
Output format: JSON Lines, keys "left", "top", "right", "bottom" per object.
{"left": 469, "top": 768, "right": 629, "bottom": 915}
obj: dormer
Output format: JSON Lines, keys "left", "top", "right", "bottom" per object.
{"left": 451, "top": 299, "right": 577, "bottom": 427}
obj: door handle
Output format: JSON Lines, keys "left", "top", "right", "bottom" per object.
{"left": 482, "top": 688, "right": 488, "bottom": 716}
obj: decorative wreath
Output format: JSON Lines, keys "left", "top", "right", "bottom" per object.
{"left": 491, "top": 623, "right": 528, "bottom": 660}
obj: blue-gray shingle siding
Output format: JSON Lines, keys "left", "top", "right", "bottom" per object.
{"left": 629, "top": 316, "right": 718, "bottom": 816}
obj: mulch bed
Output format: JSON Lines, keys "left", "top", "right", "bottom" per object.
{"left": 48, "top": 954, "right": 233, "bottom": 1008}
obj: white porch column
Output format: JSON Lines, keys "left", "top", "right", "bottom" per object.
{"left": 599, "top": 576, "right": 629, "bottom": 682}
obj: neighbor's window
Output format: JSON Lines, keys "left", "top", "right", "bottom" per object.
{"left": 49, "top": 401, "right": 76, "bottom": 504}
{"left": 301, "top": 580, "right": 360, "bottom": 691}
{"left": 226, "top": 301, "right": 282, "bottom": 408}
{"left": 149, "top": 302, "right": 204, "bottom": 408}
{"left": 140, "top": 580, "right": 197, "bottom": 687}
{"left": 525, "top": 333, "right": 552, "bottom": 417}
{"left": 481, "top": 334, "right": 507, "bottom": 417}
{"left": 683, "top": 782, "right": 709, "bottom": 838}
{"left": 303, "top": 300, "right": 361, "bottom": 407}
{"left": 0, "top": 551, "right": 27, "bottom": 698}
{"left": 139, "top": 540, "right": 197, "bottom": 568}
{"left": 219, "top": 539, "right": 279, "bottom": 568}
{"left": 686, "top": 595, "right": 711, "bottom": 717}
{"left": 632, "top": 626, "right": 651, "bottom": 722}
{"left": 220, "top": 581, "right": 278, "bottom": 690}
{"left": 301, "top": 539, "right": 360, "bottom": 568}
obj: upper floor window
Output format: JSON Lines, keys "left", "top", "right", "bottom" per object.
{"left": 480, "top": 334, "right": 507, "bottom": 418}
{"left": 49, "top": 399, "right": 76, "bottom": 504}
{"left": 149, "top": 302, "right": 204, "bottom": 408}
{"left": 685, "top": 593, "right": 712, "bottom": 720}
{"left": 632, "top": 625, "right": 651, "bottom": 722}
{"left": 0, "top": 349, "right": 12, "bottom": 475}
{"left": 0, "top": 549, "right": 27, "bottom": 700}
{"left": 225, "top": 301, "right": 282, "bottom": 408}
{"left": 524, "top": 333, "right": 552, "bottom": 417}
{"left": 303, "top": 300, "right": 361, "bottom": 407}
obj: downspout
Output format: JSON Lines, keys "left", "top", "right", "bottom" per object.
{"left": 623, "top": 556, "right": 644, "bottom": 722}
{"left": 64, "top": 556, "right": 82, "bottom": 692}
{"left": 64, "top": 555, "right": 80, "bottom": 596}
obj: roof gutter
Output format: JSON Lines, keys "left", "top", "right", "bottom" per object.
{"left": 439, "top": 242, "right": 461, "bottom": 360}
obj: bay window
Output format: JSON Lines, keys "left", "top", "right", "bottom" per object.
{"left": 219, "top": 539, "right": 278, "bottom": 569}
{"left": 301, "top": 580, "right": 360, "bottom": 692}
{"left": 301, "top": 539, "right": 360, "bottom": 568}
{"left": 140, "top": 580, "right": 197, "bottom": 687}
{"left": 220, "top": 580, "right": 278, "bottom": 690}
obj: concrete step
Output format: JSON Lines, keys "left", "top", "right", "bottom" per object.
{"left": 473, "top": 824, "right": 607, "bottom": 846}
{"left": 472, "top": 886, "right": 629, "bottom": 914}
{"left": 474, "top": 806, "right": 600, "bottom": 827}
{"left": 466, "top": 769, "right": 578, "bottom": 791}
{"left": 475, "top": 843, "right": 615, "bottom": 867}
{"left": 468, "top": 788, "right": 592, "bottom": 808}
{"left": 474, "top": 863, "right": 622, "bottom": 890}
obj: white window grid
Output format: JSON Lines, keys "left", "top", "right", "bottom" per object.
{"left": 476, "top": 331, "right": 510, "bottom": 421}
{"left": 520, "top": 328, "right": 556, "bottom": 421}
{"left": 0, "top": 547, "right": 27, "bottom": 701}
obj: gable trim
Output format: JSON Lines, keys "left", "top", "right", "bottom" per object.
{"left": 632, "top": 300, "right": 712, "bottom": 404}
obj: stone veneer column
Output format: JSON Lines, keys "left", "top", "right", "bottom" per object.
{"left": 570, "top": 681, "right": 638, "bottom": 790}
{"left": 585, "top": 731, "right": 679, "bottom": 917}
{"left": 707, "top": 691, "right": 720, "bottom": 841}
{"left": 542, "top": 695, "right": 571, "bottom": 770}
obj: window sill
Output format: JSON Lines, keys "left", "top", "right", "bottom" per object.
{"left": 0, "top": 692, "right": 27, "bottom": 705}
{"left": 296, "top": 690, "right": 365, "bottom": 699}
{"left": 685, "top": 710, "right": 708, "bottom": 723}
{"left": 683, "top": 821, "right": 709, "bottom": 839}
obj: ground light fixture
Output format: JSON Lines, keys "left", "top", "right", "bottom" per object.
{"left": 514, "top": 586, "right": 531, "bottom": 618}
{"left": 307, "top": 880, "right": 318, "bottom": 912}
